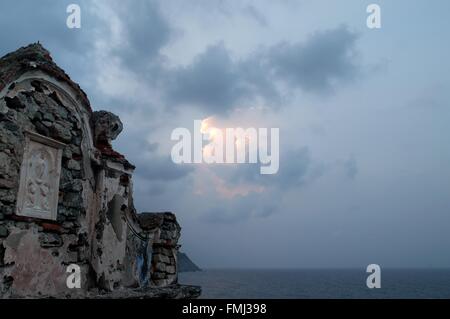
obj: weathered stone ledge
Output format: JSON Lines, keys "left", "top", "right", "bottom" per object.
{"left": 90, "top": 285, "right": 202, "bottom": 299}
{"left": 5, "top": 285, "right": 201, "bottom": 299}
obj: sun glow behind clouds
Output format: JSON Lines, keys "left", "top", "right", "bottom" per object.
{"left": 197, "top": 116, "right": 268, "bottom": 198}
{"left": 194, "top": 166, "right": 266, "bottom": 199}
{"left": 201, "top": 116, "right": 261, "bottom": 159}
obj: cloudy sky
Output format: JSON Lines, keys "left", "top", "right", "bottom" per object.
{"left": 1, "top": 0, "right": 449, "bottom": 268}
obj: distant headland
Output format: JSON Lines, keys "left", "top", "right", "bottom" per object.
{"left": 178, "top": 252, "right": 202, "bottom": 272}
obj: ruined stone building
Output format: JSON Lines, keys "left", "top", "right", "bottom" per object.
{"left": 0, "top": 44, "right": 200, "bottom": 298}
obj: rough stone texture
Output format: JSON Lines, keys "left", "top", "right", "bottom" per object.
{"left": 136, "top": 213, "right": 181, "bottom": 286}
{"left": 0, "top": 43, "right": 91, "bottom": 112}
{"left": 92, "top": 110, "right": 123, "bottom": 146}
{"left": 0, "top": 43, "right": 199, "bottom": 299}
{"left": 88, "top": 284, "right": 201, "bottom": 299}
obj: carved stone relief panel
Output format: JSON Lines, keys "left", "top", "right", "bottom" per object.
{"left": 16, "top": 132, "right": 65, "bottom": 220}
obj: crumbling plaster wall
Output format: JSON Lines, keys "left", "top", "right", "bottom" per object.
{"left": 91, "top": 162, "right": 133, "bottom": 291}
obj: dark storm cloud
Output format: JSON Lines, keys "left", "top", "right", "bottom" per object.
{"left": 164, "top": 25, "right": 360, "bottom": 114}
{"left": 202, "top": 191, "right": 279, "bottom": 224}
{"left": 0, "top": 0, "right": 172, "bottom": 86}
{"left": 218, "top": 147, "right": 316, "bottom": 190}
{"left": 164, "top": 43, "right": 257, "bottom": 115}
{"left": 268, "top": 25, "right": 360, "bottom": 93}
{"left": 135, "top": 155, "right": 194, "bottom": 181}
{"left": 110, "top": 0, "right": 172, "bottom": 72}
{"left": 0, "top": 1, "right": 360, "bottom": 115}
{"left": 115, "top": 131, "right": 194, "bottom": 182}
{"left": 0, "top": 0, "right": 98, "bottom": 56}
{"left": 0, "top": 0, "right": 117, "bottom": 89}
{"left": 271, "top": 147, "right": 315, "bottom": 189}
{"left": 0, "top": 1, "right": 360, "bottom": 116}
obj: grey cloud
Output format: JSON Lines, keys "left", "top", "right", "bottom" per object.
{"left": 218, "top": 147, "right": 316, "bottom": 190}
{"left": 0, "top": 2, "right": 361, "bottom": 116}
{"left": 203, "top": 192, "right": 279, "bottom": 224}
{"left": 268, "top": 25, "right": 360, "bottom": 93}
{"left": 0, "top": 0, "right": 172, "bottom": 82}
{"left": 119, "top": 140, "right": 193, "bottom": 182}
{"left": 162, "top": 41, "right": 280, "bottom": 115}
{"left": 0, "top": 0, "right": 92, "bottom": 56}
{"left": 164, "top": 43, "right": 255, "bottom": 115}
{"left": 110, "top": 0, "right": 172, "bottom": 72}
{"left": 198, "top": 147, "right": 319, "bottom": 224}
{"left": 272, "top": 147, "right": 314, "bottom": 189}
{"left": 134, "top": 180, "right": 166, "bottom": 198}
{"left": 164, "top": 25, "right": 360, "bottom": 114}
{"left": 113, "top": 129, "right": 194, "bottom": 182}
{"left": 343, "top": 156, "right": 358, "bottom": 180}
{"left": 243, "top": 5, "right": 269, "bottom": 27}
{"left": 135, "top": 155, "right": 194, "bottom": 181}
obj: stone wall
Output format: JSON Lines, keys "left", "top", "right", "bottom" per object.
{"left": 0, "top": 43, "right": 197, "bottom": 298}
{"left": 137, "top": 213, "right": 181, "bottom": 287}
{"left": 0, "top": 77, "right": 91, "bottom": 297}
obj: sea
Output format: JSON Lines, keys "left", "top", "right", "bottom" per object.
{"left": 179, "top": 269, "right": 450, "bottom": 299}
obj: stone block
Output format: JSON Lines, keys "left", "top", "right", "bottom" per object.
{"left": 39, "top": 233, "right": 63, "bottom": 248}
{"left": 166, "top": 266, "right": 176, "bottom": 274}
{"left": 155, "top": 262, "right": 166, "bottom": 272}
{"left": 0, "top": 225, "right": 9, "bottom": 238}
{"left": 67, "top": 159, "right": 81, "bottom": 171}
{"left": 153, "top": 254, "right": 170, "bottom": 264}
{"left": 152, "top": 272, "right": 166, "bottom": 279}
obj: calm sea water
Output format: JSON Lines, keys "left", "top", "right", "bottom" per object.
{"left": 179, "top": 269, "right": 450, "bottom": 299}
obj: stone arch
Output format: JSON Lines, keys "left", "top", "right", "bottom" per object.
{"left": 1, "top": 75, "right": 98, "bottom": 188}
{"left": 1, "top": 74, "right": 95, "bottom": 152}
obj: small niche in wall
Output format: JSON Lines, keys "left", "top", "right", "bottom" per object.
{"left": 106, "top": 194, "right": 124, "bottom": 241}
{"left": 16, "top": 131, "right": 65, "bottom": 221}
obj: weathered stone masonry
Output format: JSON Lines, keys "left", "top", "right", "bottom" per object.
{"left": 0, "top": 43, "right": 200, "bottom": 298}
